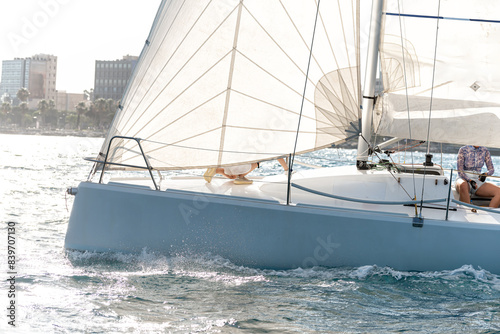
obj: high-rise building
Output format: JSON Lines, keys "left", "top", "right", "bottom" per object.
{"left": 29, "top": 54, "right": 57, "bottom": 101}
{"left": 0, "top": 59, "right": 29, "bottom": 102}
{"left": 93, "top": 55, "right": 138, "bottom": 101}
{"left": 0, "top": 54, "right": 57, "bottom": 104}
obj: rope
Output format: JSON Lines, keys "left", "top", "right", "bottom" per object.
{"left": 292, "top": 183, "right": 447, "bottom": 206}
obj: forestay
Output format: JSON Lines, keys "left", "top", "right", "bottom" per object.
{"left": 374, "top": 0, "right": 500, "bottom": 149}
{"left": 98, "top": 0, "right": 361, "bottom": 170}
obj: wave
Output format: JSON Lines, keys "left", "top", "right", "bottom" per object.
{"left": 65, "top": 248, "right": 500, "bottom": 289}
{"left": 350, "top": 264, "right": 500, "bottom": 282}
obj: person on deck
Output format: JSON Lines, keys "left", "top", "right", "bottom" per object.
{"left": 204, "top": 163, "right": 259, "bottom": 184}
{"left": 455, "top": 145, "right": 500, "bottom": 208}
{"left": 203, "top": 158, "right": 289, "bottom": 185}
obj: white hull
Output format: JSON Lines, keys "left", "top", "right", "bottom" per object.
{"left": 65, "top": 167, "right": 500, "bottom": 273}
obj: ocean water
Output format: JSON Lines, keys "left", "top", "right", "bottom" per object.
{"left": 2, "top": 133, "right": 500, "bottom": 333}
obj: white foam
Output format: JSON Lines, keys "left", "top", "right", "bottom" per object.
{"left": 67, "top": 250, "right": 500, "bottom": 289}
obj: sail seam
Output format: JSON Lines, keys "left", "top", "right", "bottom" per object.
{"left": 122, "top": 1, "right": 237, "bottom": 137}
{"left": 243, "top": 1, "right": 358, "bottom": 123}
{"left": 335, "top": 0, "right": 356, "bottom": 111}
{"left": 97, "top": 0, "right": 177, "bottom": 161}
{"left": 278, "top": 0, "right": 340, "bottom": 119}
{"left": 107, "top": 0, "right": 173, "bottom": 137}
{"left": 230, "top": 89, "right": 334, "bottom": 127}
{"left": 231, "top": 49, "right": 358, "bottom": 131}
{"left": 234, "top": 51, "right": 316, "bottom": 107}
{"left": 126, "top": 1, "right": 235, "bottom": 137}
{"left": 217, "top": 1, "right": 244, "bottom": 165}
{"left": 146, "top": 90, "right": 227, "bottom": 139}
{"left": 135, "top": 138, "right": 336, "bottom": 166}
{"left": 130, "top": 50, "right": 233, "bottom": 139}
{"left": 116, "top": 0, "right": 190, "bottom": 134}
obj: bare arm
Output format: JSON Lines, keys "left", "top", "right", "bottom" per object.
{"left": 485, "top": 150, "right": 494, "bottom": 176}
{"left": 457, "top": 147, "right": 469, "bottom": 181}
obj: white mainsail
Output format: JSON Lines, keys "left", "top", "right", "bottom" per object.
{"left": 375, "top": 0, "right": 500, "bottom": 148}
{"left": 99, "top": 0, "right": 361, "bottom": 170}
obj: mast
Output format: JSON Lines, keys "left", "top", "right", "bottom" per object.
{"left": 356, "top": 0, "right": 384, "bottom": 170}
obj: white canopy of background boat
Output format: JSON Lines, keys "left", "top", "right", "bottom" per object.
{"left": 66, "top": 0, "right": 500, "bottom": 273}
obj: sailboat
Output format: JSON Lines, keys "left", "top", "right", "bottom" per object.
{"left": 66, "top": 0, "right": 500, "bottom": 273}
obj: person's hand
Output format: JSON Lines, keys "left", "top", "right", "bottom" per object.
{"left": 479, "top": 173, "right": 487, "bottom": 182}
{"left": 469, "top": 180, "right": 477, "bottom": 190}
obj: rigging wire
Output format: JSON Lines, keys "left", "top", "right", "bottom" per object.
{"left": 358, "top": 132, "right": 415, "bottom": 200}
{"left": 290, "top": 0, "right": 322, "bottom": 174}
{"left": 419, "top": 0, "right": 442, "bottom": 216}
{"left": 396, "top": 0, "right": 417, "bottom": 204}
{"left": 383, "top": 140, "right": 425, "bottom": 155}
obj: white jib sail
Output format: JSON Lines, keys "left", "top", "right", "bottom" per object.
{"left": 375, "top": 0, "right": 500, "bottom": 149}
{"left": 98, "top": 0, "right": 361, "bottom": 170}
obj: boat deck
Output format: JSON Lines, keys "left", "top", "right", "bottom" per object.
{"left": 105, "top": 166, "right": 500, "bottom": 226}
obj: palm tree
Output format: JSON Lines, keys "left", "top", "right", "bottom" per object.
{"left": 75, "top": 101, "right": 87, "bottom": 130}
{"left": 106, "top": 99, "right": 116, "bottom": 113}
{"left": 1, "top": 102, "right": 11, "bottom": 114}
{"left": 19, "top": 102, "right": 28, "bottom": 113}
{"left": 104, "top": 99, "right": 118, "bottom": 127}
{"left": 3, "top": 95, "right": 12, "bottom": 104}
{"left": 37, "top": 99, "right": 49, "bottom": 127}
{"left": 18, "top": 102, "right": 30, "bottom": 127}
{"left": 16, "top": 88, "right": 30, "bottom": 103}
{"left": 46, "top": 99, "right": 57, "bottom": 128}
{"left": 48, "top": 99, "right": 56, "bottom": 111}
{"left": 1, "top": 102, "right": 11, "bottom": 124}
{"left": 93, "top": 98, "right": 107, "bottom": 128}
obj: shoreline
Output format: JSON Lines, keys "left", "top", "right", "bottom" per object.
{"left": 0, "top": 128, "right": 105, "bottom": 138}
{"left": 2, "top": 128, "right": 500, "bottom": 156}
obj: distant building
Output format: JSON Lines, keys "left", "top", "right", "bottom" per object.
{"left": 29, "top": 54, "right": 58, "bottom": 101}
{"left": 0, "top": 58, "right": 29, "bottom": 104}
{"left": 93, "top": 55, "right": 138, "bottom": 101}
{"left": 55, "top": 90, "right": 86, "bottom": 111}
{"left": 0, "top": 54, "right": 57, "bottom": 104}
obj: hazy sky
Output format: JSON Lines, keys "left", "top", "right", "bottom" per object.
{"left": 1, "top": 0, "right": 162, "bottom": 93}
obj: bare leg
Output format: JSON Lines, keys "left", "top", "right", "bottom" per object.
{"left": 475, "top": 182, "right": 500, "bottom": 208}
{"left": 456, "top": 178, "right": 471, "bottom": 204}
{"left": 277, "top": 158, "right": 288, "bottom": 171}
{"left": 456, "top": 178, "right": 476, "bottom": 212}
